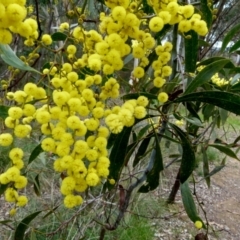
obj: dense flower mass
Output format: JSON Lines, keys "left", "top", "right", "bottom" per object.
{"left": 0, "top": 0, "right": 208, "bottom": 211}
{"left": 0, "top": 0, "right": 38, "bottom": 44}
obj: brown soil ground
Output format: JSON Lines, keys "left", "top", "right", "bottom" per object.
{"left": 151, "top": 158, "right": 240, "bottom": 240}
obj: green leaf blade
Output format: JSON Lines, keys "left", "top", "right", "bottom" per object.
{"left": 138, "top": 129, "right": 163, "bottom": 193}
{"left": 208, "top": 144, "right": 239, "bottom": 160}
{"left": 184, "top": 59, "right": 230, "bottom": 95}
{"left": 175, "top": 91, "right": 240, "bottom": 115}
{"left": 0, "top": 44, "right": 41, "bottom": 74}
{"left": 14, "top": 211, "right": 42, "bottom": 240}
{"left": 185, "top": 30, "right": 198, "bottom": 73}
{"left": 0, "top": 105, "right": 9, "bottom": 120}
{"left": 181, "top": 181, "right": 204, "bottom": 225}
{"left": 221, "top": 23, "right": 240, "bottom": 52}
{"left": 51, "top": 32, "right": 68, "bottom": 41}
{"left": 28, "top": 144, "right": 43, "bottom": 164}
{"left": 170, "top": 124, "right": 196, "bottom": 183}
{"left": 108, "top": 127, "right": 133, "bottom": 188}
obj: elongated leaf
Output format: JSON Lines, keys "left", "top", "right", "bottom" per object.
{"left": 202, "top": 145, "right": 210, "bottom": 188}
{"left": 202, "top": 104, "right": 215, "bottom": 121}
{"left": 0, "top": 44, "right": 41, "bottom": 74}
{"left": 184, "top": 117, "right": 203, "bottom": 127}
{"left": 185, "top": 30, "right": 198, "bottom": 73}
{"left": 0, "top": 184, "right": 8, "bottom": 195}
{"left": 108, "top": 127, "right": 132, "bottom": 187}
{"left": 208, "top": 144, "right": 238, "bottom": 160}
{"left": 200, "top": 0, "right": 212, "bottom": 28}
{"left": 133, "top": 135, "right": 152, "bottom": 167}
{"left": 201, "top": 165, "right": 225, "bottom": 180}
{"left": 181, "top": 181, "right": 204, "bottom": 224}
{"left": 175, "top": 91, "right": 240, "bottom": 115}
{"left": 14, "top": 211, "right": 42, "bottom": 240}
{"left": 0, "top": 105, "right": 9, "bottom": 119}
{"left": 185, "top": 59, "right": 230, "bottom": 94}
{"left": 137, "top": 124, "right": 152, "bottom": 139}
{"left": 51, "top": 32, "right": 67, "bottom": 41}
{"left": 0, "top": 220, "right": 12, "bottom": 224}
{"left": 170, "top": 124, "right": 195, "bottom": 183}
{"left": 221, "top": 23, "right": 240, "bottom": 52}
{"left": 42, "top": 205, "right": 59, "bottom": 219}
{"left": 33, "top": 175, "right": 41, "bottom": 196}
{"left": 138, "top": 129, "right": 163, "bottom": 193}
{"left": 28, "top": 144, "right": 43, "bottom": 164}
{"left": 122, "top": 92, "right": 157, "bottom": 101}
{"left": 197, "top": 57, "right": 228, "bottom": 67}
{"left": 229, "top": 39, "right": 240, "bottom": 53}
{"left": 125, "top": 141, "right": 139, "bottom": 166}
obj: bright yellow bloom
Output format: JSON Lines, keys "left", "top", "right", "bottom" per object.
{"left": 134, "top": 106, "right": 147, "bottom": 119}
{"left": 137, "top": 96, "right": 149, "bottom": 107}
{"left": 194, "top": 221, "right": 203, "bottom": 229}
{"left": 86, "top": 172, "right": 100, "bottom": 186}
{"left": 64, "top": 194, "right": 80, "bottom": 208}
{"left": 16, "top": 195, "right": 28, "bottom": 207}
{"left": 149, "top": 17, "right": 164, "bottom": 32}
{"left": 14, "top": 124, "right": 31, "bottom": 138}
{"left": 8, "top": 107, "right": 23, "bottom": 120}
{"left": 133, "top": 66, "right": 145, "bottom": 78}
{"left": 9, "top": 148, "right": 24, "bottom": 161}
{"left": 41, "top": 138, "right": 56, "bottom": 152}
{"left": 14, "top": 175, "right": 28, "bottom": 189}
{"left": 0, "top": 133, "right": 13, "bottom": 146}
{"left": 158, "top": 92, "right": 169, "bottom": 103}
{"left": 5, "top": 188, "right": 18, "bottom": 202}
{"left": 41, "top": 34, "right": 52, "bottom": 45}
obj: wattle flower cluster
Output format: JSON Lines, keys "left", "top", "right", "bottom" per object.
{"left": 0, "top": 0, "right": 209, "bottom": 211}
{"left": 0, "top": 0, "right": 38, "bottom": 44}
{"left": 148, "top": 0, "right": 208, "bottom": 36}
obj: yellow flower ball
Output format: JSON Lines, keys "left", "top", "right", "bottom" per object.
{"left": 64, "top": 194, "right": 78, "bottom": 208}
{"left": 9, "top": 148, "right": 24, "bottom": 161}
{"left": 56, "top": 143, "right": 70, "bottom": 157}
{"left": 8, "top": 107, "right": 23, "bottom": 120}
{"left": 0, "top": 133, "right": 13, "bottom": 146}
{"left": 16, "top": 195, "right": 28, "bottom": 207}
{"left": 23, "top": 104, "right": 36, "bottom": 117}
{"left": 9, "top": 208, "right": 17, "bottom": 217}
{"left": 112, "top": 6, "right": 126, "bottom": 21}
{"left": 149, "top": 17, "right": 164, "bottom": 32}
{"left": 6, "top": 166, "right": 20, "bottom": 182}
{"left": 153, "top": 77, "right": 166, "bottom": 88}
{"left": 5, "top": 188, "right": 18, "bottom": 202}
{"left": 14, "top": 124, "right": 30, "bottom": 139}
{"left": 6, "top": 3, "right": 27, "bottom": 23}
{"left": 86, "top": 149, "right": 98, "bottom": 161}
{"left": 67, "top": 45, "right": 77, "bottom": 54}
{"left": 0, "top": 173, "right": 10, "bottom": 184}
{"left": 137, "top": 96, "right": 149, "bottom": 107}
{"left": 94, "top": 137, "right": 107, "bottom": 149}
{"left": 133, "top": 66, "right": 145, "bottom": 78}
{"left": 85, "top": 118, "right": 99, "bottom": 131}
{"left": 134, "top": 106, "right": 147, "bottom": 119}
{"left": 109, "top": 178, "right": 115, "bottom": 185}
{"left": 86, "top": 172, "right": 100, "bottom": 186}
{"left": 41, "top": 34, "right": 52, "bottom": 45}
{"left": 158, "top": 92, "right": 169, "bottom": 103}
{"left": 36, "top": 111, "right": 51, "bottom": 124}
{"left": 97, "top": 126, "right": 109, "bottom": 138}
{"left": 0, "top": 29, "right": 13, "bottom": 44}
{"left": 66, "top": 115, "right": 81, "bottom": 130}
{"left": 14, "top": 175, "right": 28, "bottom": 189}
{"left": 194, "top": 220, "right": 203, "bottom": 229}
{"left": 41, "top": 137, "right": 56, "bottom": 152}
